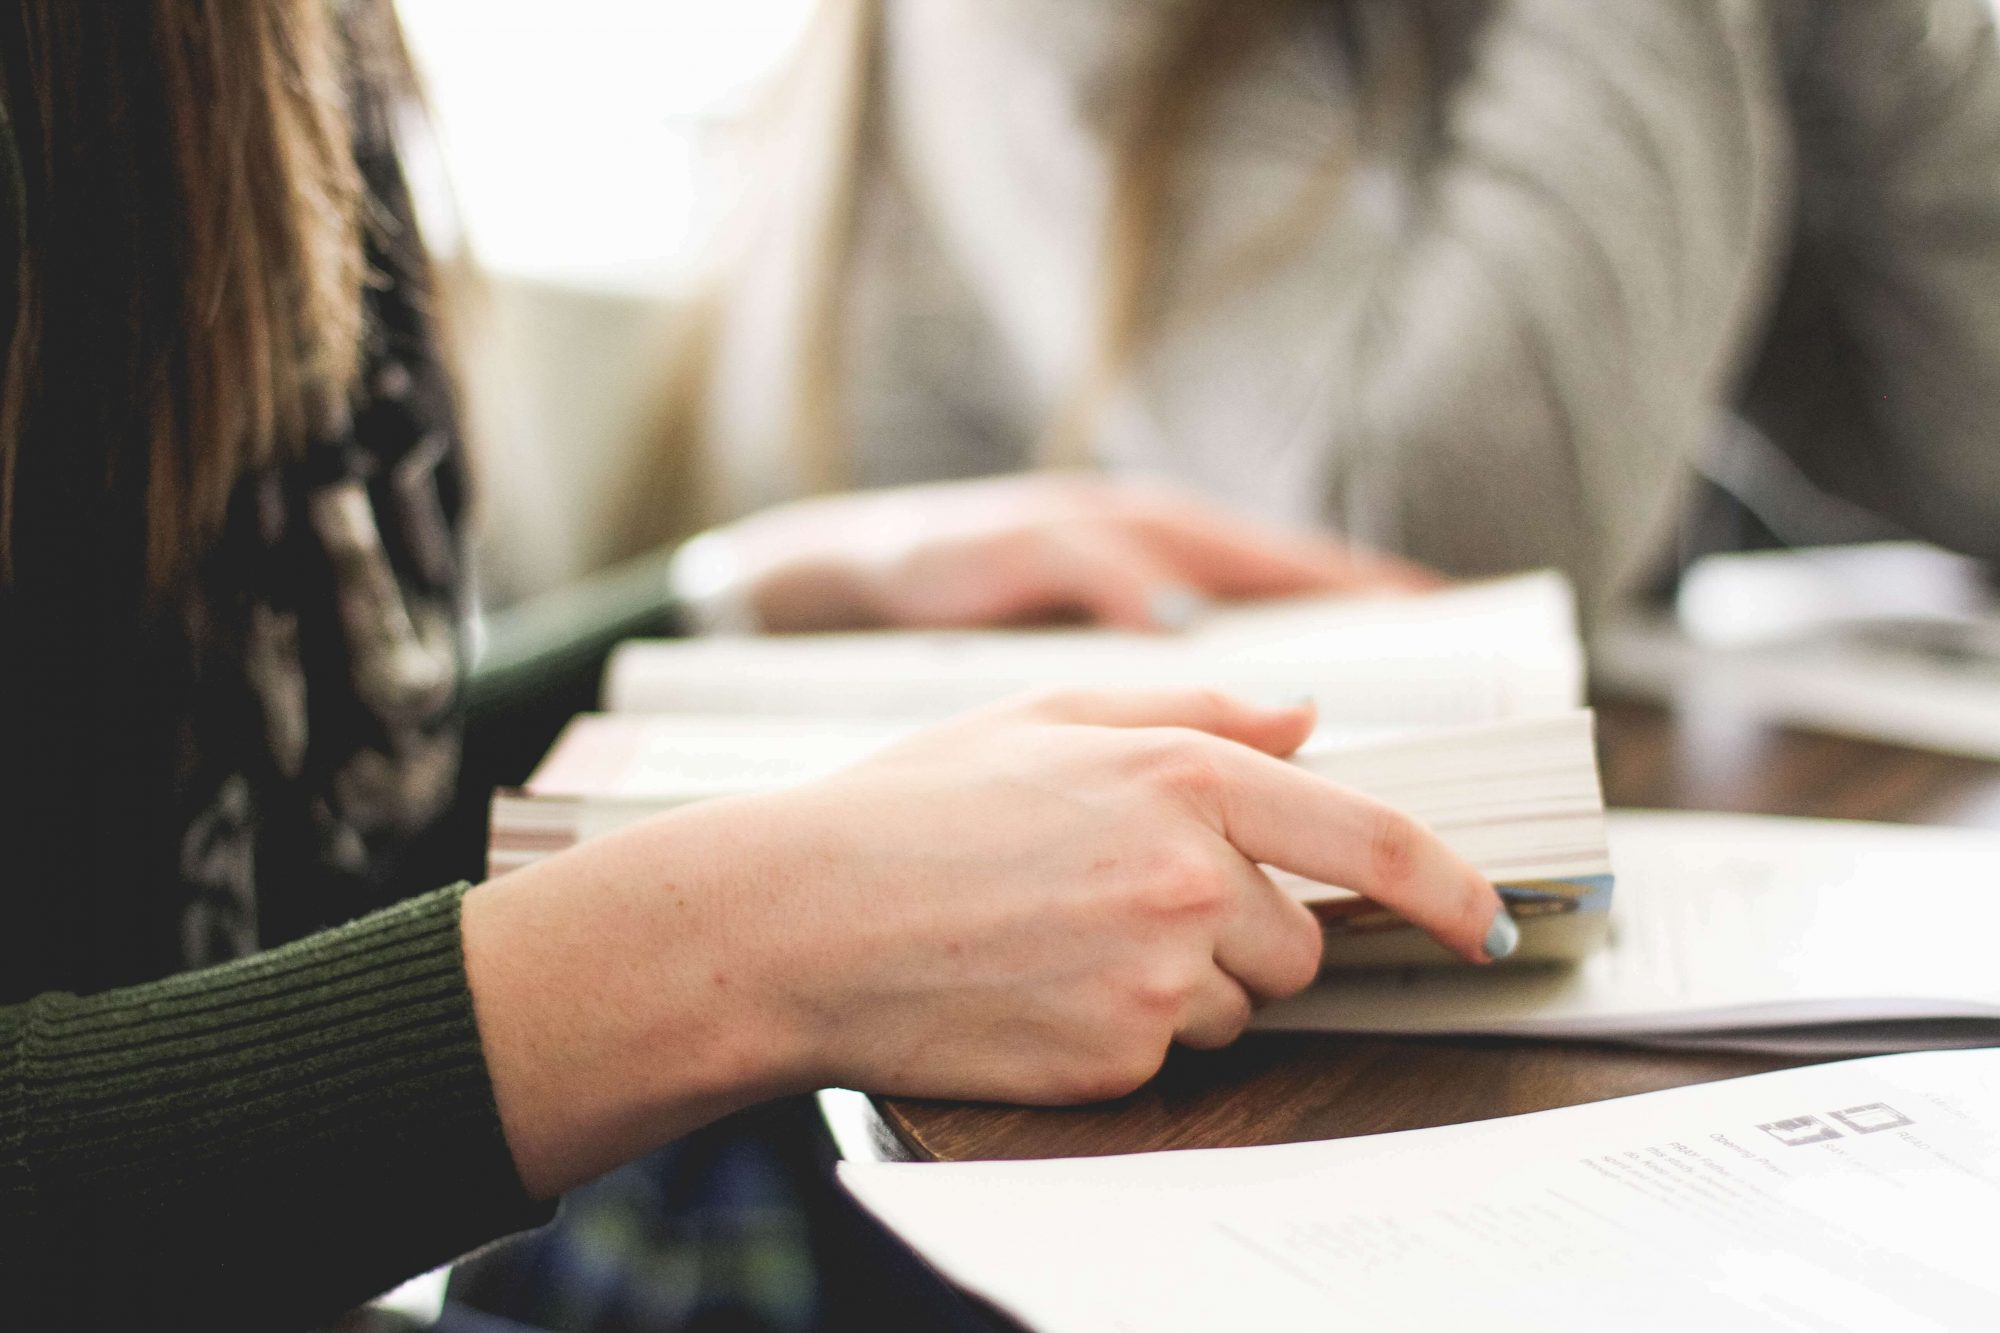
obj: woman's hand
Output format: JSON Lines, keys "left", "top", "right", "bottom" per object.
{"left": 462, "top": 690, "right": 1504, "bottom": 1197}
{"left": 677, "top": 474, "right": 1440, "bottom": 633}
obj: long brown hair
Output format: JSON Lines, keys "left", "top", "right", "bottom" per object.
{"left": 0, "top": 1, "right": 390, "bottom": 594}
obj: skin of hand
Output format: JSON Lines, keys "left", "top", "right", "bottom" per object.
{"left": 702, "top": 473, "right": 1441, "bottom": 633}
{"left": 461, "top": 690, "right": 1505, "bottom": 1198}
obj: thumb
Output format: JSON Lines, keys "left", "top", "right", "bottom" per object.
{"left": 1013, "top": 687, "right": 1318, "bottom": 758}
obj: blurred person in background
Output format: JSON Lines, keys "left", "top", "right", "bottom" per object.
{"left": 651, "top": 0, "right": 2000, "bottom": 613}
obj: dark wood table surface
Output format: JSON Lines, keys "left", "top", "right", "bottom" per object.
{"left": 871, "top": 696, "right": 2000, "bottom": 1163}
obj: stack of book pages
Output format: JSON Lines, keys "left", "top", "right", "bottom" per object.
{"left": 494, "top": 573, "right": 1613, "bottom": 969}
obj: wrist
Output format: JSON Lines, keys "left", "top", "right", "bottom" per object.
{"left": 460, "top": 809, "right": 815, "bottom": 1197}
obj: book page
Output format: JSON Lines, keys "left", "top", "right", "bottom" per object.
{"left": 1255, "top": 811, "right": 2000, "bottom": 1037}
{"left": 841, "top": 1048, "right": 2000, "bottom": 1331}
{"left": 527, "top": 713, "right": 921, "bottom": 799}
{"left": 604, "top": 572, "right": 1582, "bottom": 725}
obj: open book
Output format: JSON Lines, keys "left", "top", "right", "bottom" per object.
{"left": 840, "top": 1047, "right": 2000, "bottom": 1331}
{"left": 604, "top": 571, "right": 1583, "bottom": 729}
{"left": 492, "top": 709, "right": 1612, "bottom": 969}
{"left": 1255, "top": 810, "right": 2000, "bottom": 1053}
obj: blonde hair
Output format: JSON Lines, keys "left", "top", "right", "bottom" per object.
{"left": 649, "top": 0, "right": 1452, "bottom": 518}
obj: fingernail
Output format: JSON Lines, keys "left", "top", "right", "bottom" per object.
{"left": 1483, "top": 910, "right": 1520, "bottom": 962}
{"left": 1147, "top": 585, "right": 1206, "bottom": 631}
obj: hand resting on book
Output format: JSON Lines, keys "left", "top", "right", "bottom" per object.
{"left": 462, "top": 689, "right": 1506, "bottom": 1197}
{"left": 674, "top": 473, "right": 1439, "bottom": 634}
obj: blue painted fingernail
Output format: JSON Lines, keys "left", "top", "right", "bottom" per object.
{"left": 1148, "top": 585, "right": 1206, "bottom": 631}
{"left": 1484, "top": 910, "right": 1520, "bottom": 962}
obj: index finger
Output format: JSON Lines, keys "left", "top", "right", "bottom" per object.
{"left": 1186, "top": 737, "right": 1511, "bottom": 964}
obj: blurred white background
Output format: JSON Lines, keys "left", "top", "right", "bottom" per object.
{"left": 398, "top": 0, "right": 813, "bottom": 291}
{"left": 396, "top": 0, "right": 815, "bottom": 598}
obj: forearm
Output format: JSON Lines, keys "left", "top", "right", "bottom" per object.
{"left": 460, "top": 798, "right": 814, "bottom": 1198}
{"left": 1742, "top": 0, "right": 2000, "bottom": 559}
{"left": 1323, "top": 0, "right": 1789, "bottom": 607}
{"left": 0, "top": 887, "right": 552, "bottom": 1333}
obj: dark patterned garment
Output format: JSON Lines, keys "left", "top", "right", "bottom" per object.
{"left": 173, "top": 243, "right": 469, "bottom": 971}
{"left": 0, "top": 45, "right": 896, "bottom": 1333}
{"left": 0, "top": 117, "right": 473, "bottom": 1001}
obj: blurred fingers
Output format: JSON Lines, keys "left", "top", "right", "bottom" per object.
{"left": 1112, "top": 492, "right": 1441, "bottom": 597}
{"left": 939, "top": 524, "right": 1201, "bottom": 631}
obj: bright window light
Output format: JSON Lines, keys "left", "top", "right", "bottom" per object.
{"left": 396, "top": 0, "right": 815, "bottom": 292}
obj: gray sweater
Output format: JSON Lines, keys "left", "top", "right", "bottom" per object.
{"left": 695, "top": 0, "right": 2000, "bottom": 608}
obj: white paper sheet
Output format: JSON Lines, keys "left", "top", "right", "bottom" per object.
{"left": 841, "top": 1048, "right": 2000, "bottom": 1331}
{"left": 1255, "top": 811, "right": 2000, "bottom": 1043}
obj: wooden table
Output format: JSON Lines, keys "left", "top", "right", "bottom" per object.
{"left": 868, "top": 697, "right": 2000, "bottom": 1163}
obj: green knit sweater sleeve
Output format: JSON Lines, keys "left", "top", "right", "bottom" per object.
{"left": 0, "top": 885, "right": 556, "bottom": 1332}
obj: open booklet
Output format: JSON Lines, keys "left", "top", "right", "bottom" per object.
{"left": 1255, "top": 810, "right": 2000, "bottom": 1053}
{"left": 840, "top": 1047, "right": 2000, "bottom": 1331}
{"left": 1592, "top": 542, "right": 2000, "bottom": 761}
{"left": 492, "top": 709, "right": 1612, "bottom": 969}
{"left": 603, "top": 571, "right": 1583, "bottom": 728}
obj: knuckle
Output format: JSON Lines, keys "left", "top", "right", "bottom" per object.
{"left": 1069, "top": 1066, "right": 1145, "bottom": 1105}
{"left": 1219, "top": 988, "right": 1254, "bottom": 1041}
{"left": 1194, "top": 991, "right": 1255, "bottom": 1050}
{"left": 1099, "top": 1044, "right": 1170, "bottom": 1102}
{"left": 1186, "top": 687, "right": 1237, "bottom": 723}
{"left": 1132, "top": 735, "right": 1224, "bottom": 804}
{"left": 1365, "top": 805, "right": 1425, "bottom": 897}
{"left": 1021, "top": 687, "right": 1083, "bottom": 719}
{"left": 1020, "top": 688, "right": 1117, "bottom": 729}
{"left": 1053, "top": 1038, "right": 1164, "bottom": 1104}
{"left": 1274, "top": 919, "right": 1326, "bottom": 996}
{"left": 1132, "top": 841, "right": 1229, "bottom": 922}
{"left": 1121, "top": 962, "right": 1191, "bottom": 1018}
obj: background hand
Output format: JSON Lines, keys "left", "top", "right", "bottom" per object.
{"left": 689, "top": 474, "right": 1441, "bottom": 633}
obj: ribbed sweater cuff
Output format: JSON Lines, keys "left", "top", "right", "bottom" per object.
{"left": 1, "top": 885, "right": 556, "bottom": 1331}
